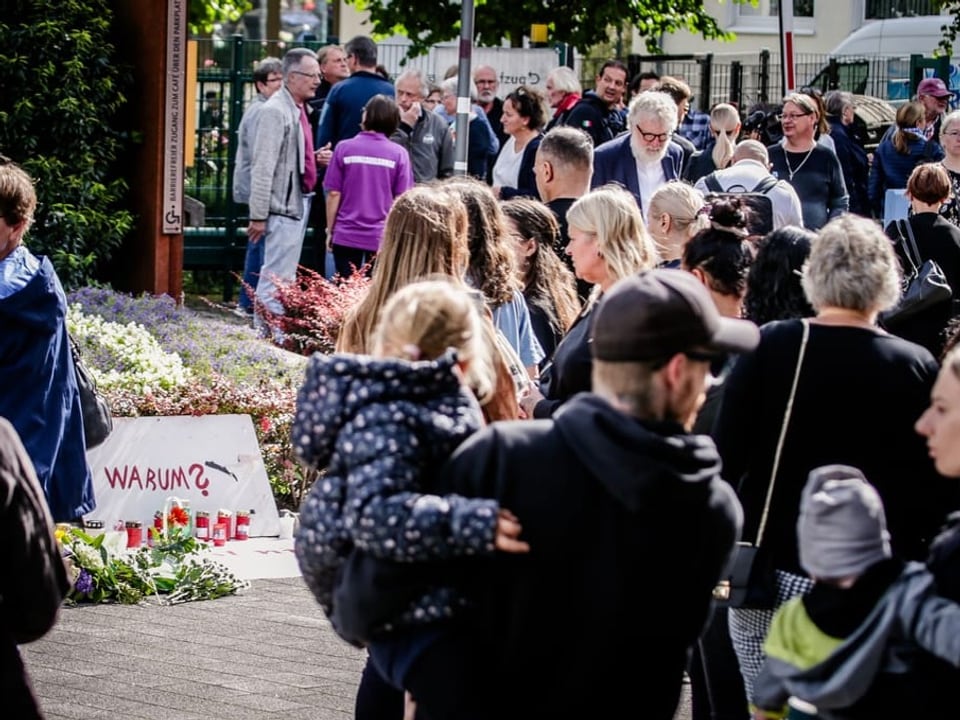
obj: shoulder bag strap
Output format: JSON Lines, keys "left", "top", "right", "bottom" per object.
{"left": 900, "top": 218, "right": 922, "bottom": 272}
{"left": 756, "top": 319, "right": 810, "bottom": 546}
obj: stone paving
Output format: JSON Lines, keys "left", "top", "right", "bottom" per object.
{"left": 22, "top": 539, "right": 693, "bottom": 719}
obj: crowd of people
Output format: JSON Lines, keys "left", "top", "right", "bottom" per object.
{"left": 11, "top": 33, "right": 960, "bottom": 720}
{"left": 239, "top": 38, "right": 960, "bottom": 720}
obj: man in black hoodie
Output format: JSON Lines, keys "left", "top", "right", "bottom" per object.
{"left": 406, "top": 269, "right": 757, "bottom": 719}
{"left": 559, "top": 59, "right": 628, "bottom": 147}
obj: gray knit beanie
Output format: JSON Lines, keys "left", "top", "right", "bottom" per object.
{"left": 798, "top": 465, "right": 891, "bottom": 580}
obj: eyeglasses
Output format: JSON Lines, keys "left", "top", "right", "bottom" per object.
{"left": 265, "top": 76, "right": 283, "bottom": 84}
{"left": 635, "top": 126, "right": 669, "bottom": 143}
{"left": 291, "top": 70, "right": 321, "bottom": 80}
{"left": 779, "top": 112, "right": 812, "bottom": 121}
{"left": 476, "top": 79, "right": 497, "bottom": 86}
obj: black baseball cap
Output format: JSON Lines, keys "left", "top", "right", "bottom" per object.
{"left": 591, "top": 269, "right": 760, "bottom": 362}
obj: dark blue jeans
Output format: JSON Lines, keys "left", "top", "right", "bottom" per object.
{"left": 238, "top": 235, "right": 264, "bottom": 311}
{"left": 332, "top": 244, "right": 375, "bottom": 281}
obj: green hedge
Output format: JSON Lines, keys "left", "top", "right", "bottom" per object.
{"left": 0, "top": 0, "right": 134, "bottom": 289}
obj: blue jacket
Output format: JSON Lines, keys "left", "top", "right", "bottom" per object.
{"left": 292, "top": 352, "right": 497, "bottom": 645}
{"left": 868, "top": 133, "right": 944, "bottom": 217}
{"left": 591, "top": 134, "right": 685, "bottom": 213}
{"left": 316, "top": 71, "right": 396, "bottom": 148}
{"left": 0, "top": 252, "right": 94, "bottom": 521}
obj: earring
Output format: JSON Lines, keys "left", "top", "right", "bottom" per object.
{"left": 596, "top": 250, "right": 604, "bottom": 258}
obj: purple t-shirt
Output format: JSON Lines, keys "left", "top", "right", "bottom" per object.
{"left": 324, "top": 131, "right": 414, "bottom": 252}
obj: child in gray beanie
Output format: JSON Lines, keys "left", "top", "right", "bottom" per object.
{"left": 752, "top": 465, "right": 960, "bottom": 720}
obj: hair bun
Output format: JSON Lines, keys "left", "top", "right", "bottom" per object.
{"left": 708, "top": 198, "right": 749, "bottom": 236}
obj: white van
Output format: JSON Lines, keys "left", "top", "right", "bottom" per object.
{"left": 808, "top": 15, "right": 960, "bottom": 103}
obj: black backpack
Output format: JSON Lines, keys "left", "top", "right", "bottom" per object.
{"left": 702, "top": 173, "right": 778, "bottom": 236}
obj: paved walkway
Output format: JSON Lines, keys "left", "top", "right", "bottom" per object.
{"left": 23, "top": 538, "right": 693, "bottom": 719}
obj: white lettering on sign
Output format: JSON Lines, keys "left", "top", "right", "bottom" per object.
{"left": 85, "top": 415, "right": 281, "bottom": 537}
{"left": 163, "top": 0, "right": 186, "bottom": 233}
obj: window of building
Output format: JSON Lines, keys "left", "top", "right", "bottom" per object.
{"left": 865, "top": 0, "right": 938, "bottom": 19}
{"left": 733, "top": 0, "right": 815, "bottom": 31}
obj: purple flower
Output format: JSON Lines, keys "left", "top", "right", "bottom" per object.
{"left": 75, "top": 569, "right": 94, "bottom": 595}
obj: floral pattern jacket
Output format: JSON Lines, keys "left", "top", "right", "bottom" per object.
{"left": 292, "top": 352, "right": 497, "bottom": 637}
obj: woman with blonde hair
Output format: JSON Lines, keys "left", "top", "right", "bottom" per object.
{"left": 501, "top": 198, "right": 580, "bottom": 363}
{"left": 685, "top": 103, "right": 742, "bottom": 183}
{"left": 296, "top": 278, "right": 526, "bottom": 719}
{"left": 520, "top": 184, "right": 658, "bottom": 418}
{"left": 337, "top": 185, "right": 470, "bottom": 355}
{"left": 869, "top": 101, "right": 944, "bottom": 219}
{"left": 646, "top": 181, "right": 709, "bottom": 267}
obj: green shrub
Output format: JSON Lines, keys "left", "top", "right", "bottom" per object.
{"left": 0, "top": 0, "right": 134, "bottom": 289}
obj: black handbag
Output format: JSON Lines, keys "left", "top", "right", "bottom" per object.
{"left": 69, "top": 334, "right": 113, "bottom": 450}
{"left": 880, "top": 219, "right": 952, "bottom": 329}
{"left": 714, "top": 320, "right": 809, "bottom": 610}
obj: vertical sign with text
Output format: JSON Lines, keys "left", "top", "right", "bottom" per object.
{"left": 163, "top": 0, "right": 186, "bottom": 234}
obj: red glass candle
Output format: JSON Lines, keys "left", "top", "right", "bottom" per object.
{"left": 217, "top": 510, "right": 233, "bottom": 540}
{"left": 235, "top": 511, "right": 250, "bottom": 541}
{"left": 125, "top": 521, "right": 142, "bottom": 548}
{"left": 212, "top": 522, "right": 227, "bottom": 547}
{"left": 194, "top": 511, "right": 210, "bottom": 541}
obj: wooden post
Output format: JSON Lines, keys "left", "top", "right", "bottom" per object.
{"left": 108, "top": 0, "right": 187, "bottom": 300}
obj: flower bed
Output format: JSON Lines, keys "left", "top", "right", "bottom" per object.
{"left": 67, "top": 288, "right": 314, "bottom": 511}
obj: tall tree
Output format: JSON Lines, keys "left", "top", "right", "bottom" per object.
{"left": 0, "top": 0, "right": 133, "bottom": 288}
{"left": 936, "top": 2, "right": 960, "bottom": 57}
{"left": 345, "top": 0, "right": 734, "bottom": 58}
{"left": 189, "top": 0, "right": 253, "bottom": 37}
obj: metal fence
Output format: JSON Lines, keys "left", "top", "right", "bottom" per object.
{"left": 577, "top": 51, "right": 926, "bottom": 113}
{"left": 187, "top": 38, "right": 933, "bottom": 228}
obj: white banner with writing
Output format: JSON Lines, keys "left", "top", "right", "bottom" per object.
{"left": 85, "top": 415, "right": 281, "bottom": 537}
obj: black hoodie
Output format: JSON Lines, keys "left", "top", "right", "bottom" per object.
{"left": 434, "top": 392, "right": 742, "bottom": 719}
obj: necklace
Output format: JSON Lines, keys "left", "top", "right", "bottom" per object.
{"left": 783, "top": 145, "right": 815, "bottom": 181}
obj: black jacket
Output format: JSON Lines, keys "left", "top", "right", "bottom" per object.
{"left": 433, "top": 394, "right": 742, "bottom": 719}
{"left": 0, "top": 417, "right": 69, "bottom": 719}
{"left": 561, "top": 91, "right": 625, "bottom": 147}
{"left": 828, "top": 118, "right": 870, "bottom": 217}
{"left": 883, "top": 212, "right": 960, "bottom": 357}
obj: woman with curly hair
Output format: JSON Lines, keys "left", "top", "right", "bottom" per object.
{"left": 492, "top": 85, "right": 548, "bottom": 200}
{"left": 744, "top": 226, "right": 816, "bottom": 327}
{"left": 501, "top": 198, "right": 580, "bottom": 364}
{"left": 520, "top": 184, "right": 659, "bottom": 418}
{"left": 446, "top": 178, "right": 544, "bottom": 379}
{"left": 682, "top": 197, "right": 756, "bottom": 720}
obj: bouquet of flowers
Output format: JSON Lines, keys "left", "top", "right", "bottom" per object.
{"left": 58, "top": 503, "right": 250, "bottom": 605}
